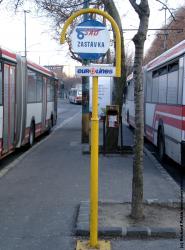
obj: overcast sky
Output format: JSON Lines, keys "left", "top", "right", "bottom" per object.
{"left": 0, "top": 0, "right": 184, "bottom": 75}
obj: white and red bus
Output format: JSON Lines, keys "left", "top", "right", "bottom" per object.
{"left": 125, "top": 39, "right": 185, "bottom": 166}
{"left": 0, "top": 47, "right": 58, "bottom": 158}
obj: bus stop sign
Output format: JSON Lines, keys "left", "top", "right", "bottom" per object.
{"left": 71, "top": 19, "right": 110, "bottom": 60}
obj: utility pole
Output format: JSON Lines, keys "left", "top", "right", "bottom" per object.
{"left": 81, "top": 0, "right": 90, "bottom": 143}
{"left": 24, "top": 10, "right": 30, "bottom": 58}
{"left": 157, "top": 0, "right": 176, "bottom": 52}
{"left": 163, "top": 4, "right": 168, "bottom": 51}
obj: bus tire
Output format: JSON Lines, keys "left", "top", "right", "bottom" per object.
{"left": 47, "top": 116, "right": 53, "bottom": 134}
{"left": 158, "top": 129, "right": 165, "bottom": 162}
{"left": 29, "top": 122, "right": 35, "bottom": 147}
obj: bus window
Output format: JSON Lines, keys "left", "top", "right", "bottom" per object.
{"left": 168, "top": 61, "right": 179, "bottom": 73}
{"left": 158, "top": 66, "right": 167, "bottom": 103}
{"left": 167, "top": 61, "right": 179, "bottom": 104}
{"left": 152, "top": 71, "right": 159, "bottom": 103}
{"left": 158, "top": 74, "right": 167, "bottom": 103}
{"left": 47, "top": 80, "right": 51, "bottom": 101}
{"left": 28, "top": 69, "right": 37, "bottom": 103}
{"left": 178, "top": 57, "right": 183, "bottom": 104}
{"left": 146, "top": 71, "right": 152, "bottom": 102}
{"left": 50, "top": 82, "right": 54, "bottom": 101}
{"left": 36, "top": 74, "right": 43, "bottom": 102}
{"left": 47, "top": 80, "right": 54, "bottom": 102}
{"left": 0, "top": 63, "right": 2, "bottom": 105}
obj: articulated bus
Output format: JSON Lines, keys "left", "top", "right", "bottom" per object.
{"left": 125, "top": 39, "right": 185, "bottom": 166}
{"left": 0, "top": 47, "right": 58, "bottom": 158}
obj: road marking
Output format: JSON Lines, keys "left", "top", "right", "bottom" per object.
{"left": 54, "top": 111, "right": 81, "bottom": 131}
{"left": 0, "top": 111, "right": 81, "bottom": 179}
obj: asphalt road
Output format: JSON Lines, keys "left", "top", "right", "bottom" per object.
{"left": 0, "top": 99, "right": 80, "bottom": 172}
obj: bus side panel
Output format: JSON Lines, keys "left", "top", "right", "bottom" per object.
{"left": 145, "top": 103, "right": 156, "bottom": 143}
{"left": 183, "top": 56, "right": 185, "bottom": 106}
{"left": 127, "top": 100, "right": 135, "bottom": 127}
{"left": 164, "top": 124, "right": 181, "bottom": 165}
{"left": 15, "top": 56, "right": 27, "bottom": 147}
{"left": 0, "top": 106, "right": 3, "bottom": 154}
{"left": 182, "top": 56, "right": 185, "bottom": 166}
{"left": 15, "top": 55, "right": 22, "bottom": 146}
{"left": 26, "top": 103, "right": 42, "bottom": 137}
{"left": 46, "top": 101, "right": 54, "bottom": 122}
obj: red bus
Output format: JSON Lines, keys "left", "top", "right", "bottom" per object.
{"left": 125, "top": 40, "right": 185, "bottom": 166}
{"left": 0, "top": 47, "right": 58, "bottom": 158}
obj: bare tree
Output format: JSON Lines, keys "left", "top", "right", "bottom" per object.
{"left": 144, "top": 4, "right": 185, "bottom": 64}
{"left": 129, "top": 0, "right": 150, "bottom": 219}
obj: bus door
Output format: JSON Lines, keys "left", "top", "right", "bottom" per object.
{"left": 54, "top": 80, "right": 58, "bottom": 121}
{"left": 3, "top": 64, "right": 16, "bottom": 153}
{"left": 42, "top": 77, "right": 47, "bottom": 129}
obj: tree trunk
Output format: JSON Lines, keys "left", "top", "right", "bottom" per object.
{"left": 129, "top": 0, "right": 150, "bottom": 219}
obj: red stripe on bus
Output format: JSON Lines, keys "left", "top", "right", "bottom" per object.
{"left": 147, "top": 41, "right": 185, "bottom": 70}
{"left": 155, "top": 114, "right": 183, "bottom": 130}
{"left": 28, "top": 61, "right": 52, "bottom": 76}
{"left": 1, "top": 48, "right": 16, "bottom": 61}
{"left": 183, "top": 121, "right": 185, "bottom": 130}
{"left": 156, "top": 104, "right": 182, "bottom": 116}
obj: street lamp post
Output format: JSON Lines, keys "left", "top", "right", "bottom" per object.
{"left": 24, "top": 10, "right": 30, "bottom": 58}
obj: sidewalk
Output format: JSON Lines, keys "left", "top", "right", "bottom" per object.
{"left": 0, "top": 111, "right": 181, "bottom": 250}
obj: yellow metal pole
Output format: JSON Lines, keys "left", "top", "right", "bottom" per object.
{"left": 60, "top": 8, "right": 121, "bottom": 250}
{"left": 90, "top": 76, "right": 99, "bottom": 247}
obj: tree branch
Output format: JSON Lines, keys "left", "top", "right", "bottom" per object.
{"left": 129, "top": 0, "right": 142, "bottom": 16}
{"left": 156, "top": 0, "right": 176, "bottom": 21}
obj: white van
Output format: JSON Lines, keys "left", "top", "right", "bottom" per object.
{"left": 69, "top": 88, "right": 82, "bottom": 104}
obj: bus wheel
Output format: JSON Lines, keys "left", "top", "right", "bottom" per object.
{"left": 47, "top": 116, "right": 54, "bottom": 134}
{"left": 158, "top": 130, "right": 165, "bottom": 162}
{"left": 29, "top": 123, "right": 35, "bottom": 147}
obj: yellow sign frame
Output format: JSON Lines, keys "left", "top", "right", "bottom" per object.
{"left": 60, "top": 8, "right": 121, "bottom": 77}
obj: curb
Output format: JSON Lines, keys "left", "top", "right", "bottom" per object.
{"left": 75, "top": 201, "right": 180, "bottom": 238}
